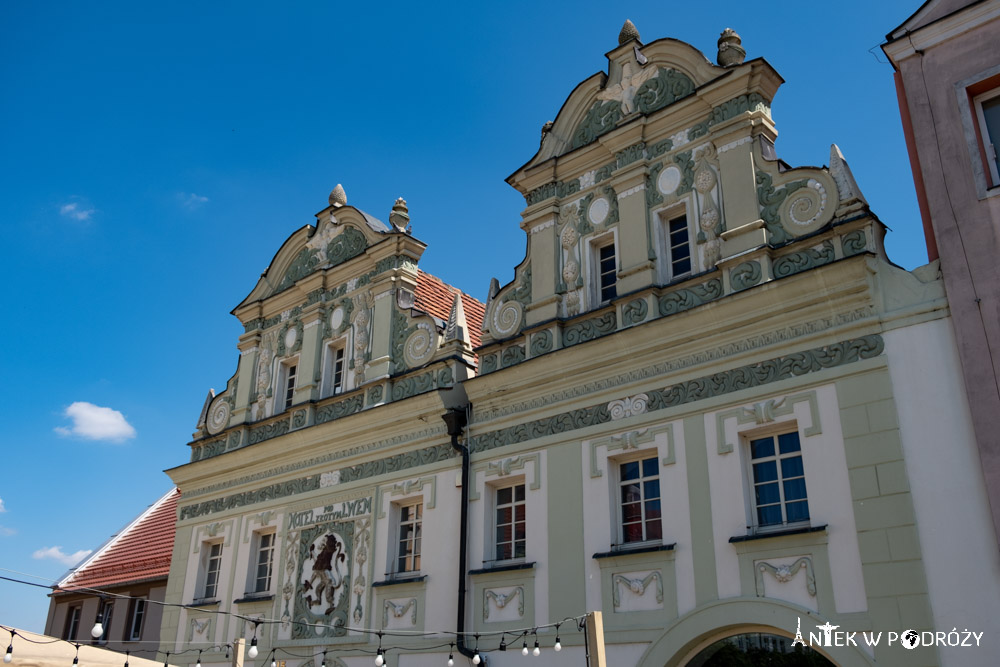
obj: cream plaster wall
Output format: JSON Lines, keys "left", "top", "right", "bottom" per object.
{"left": 884, "top": 317, "right": 1000, "bottom": 667}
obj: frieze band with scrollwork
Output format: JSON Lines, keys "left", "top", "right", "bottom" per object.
{"left": 772, "top": 240, "right": 835, "bottom": 279}
{"left": 622, "top": 299, "right": 648, "bottom": 326}
{"left": 841, "top": 230, "right": 867, "bottom": 257}
{"left": 563, "top": 311, "right": 617, "bottom": 347}
{"left": 658, "top": 278, "right": 724, "bottom": 316}
{"left": 730, "top": 261, "right": 762, "bottom": 292}
{"left": 470, "top": 336, "right": 883, "bottom": 453}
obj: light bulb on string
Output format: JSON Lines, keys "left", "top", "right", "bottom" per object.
{"left": 446, "top": 644, "right": 454, "bottom": 667}
{"left": 554, "top": 624, "right": 562, "bottom": 652}
{"left": 499, "top": 634, "right": 507, "bottom": 652}
{"left": 248, "top": 635, "right": 259, "bottom": 660}
{"left": 124, "top": 651, "right": 130, "bottom": 667}
{"left": 320, "top": 651, "right": 326, "bottom": 667}
{"left": 224, "top": 646, "right": 230, "bottom": 661}
{"left": 521, "top": 636, "right": 529, "bottom": 656}
{"left": 196, "top": 650, "right": 202, "bottom": 667}
{"left": 532, "top": 639, "right": 540, "bottom": 657}
{"left": 4, "top": 631, "right": 12, "bottom": 664}
{"left": 269, "top": 650, "right": 276, "bottom": 667}
{"left": 73, "top": 645, "right": 80, "bottom": 667}
{"left": 374, "top": 631, "right": 384, "bottom": 666}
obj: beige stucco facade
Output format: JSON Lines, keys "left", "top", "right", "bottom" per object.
{"left": 156, "top": 19, "right": 998, "bottom": 667}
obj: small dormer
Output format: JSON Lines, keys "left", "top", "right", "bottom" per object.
{"left": 188, "top": 185, "right": 483, "bottom": 462}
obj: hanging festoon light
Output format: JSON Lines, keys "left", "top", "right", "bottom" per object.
{"left": 90, "top": 601, "right": 106, "bottom": 640}
{"left": 248, "top": 623, "right": 260, "bottom": 660}
{"left": 374, "top": 633, "right": 385, "bottom": 667}
{"left": 554, "top": 623, "right": 562, "bottom": 652}
{"left": 195, "top": 650, "right": 203, "bottom": 667}
{"left": 532, "top": 629, "right": 540, "bottom": 657}
{"left": 72, "top": 644, "right": 80, "bottom": 667}
{"left": 4, "top": 630, "right": 13, "bottom": 664}
{"left": 320, "top": 651, "right": 327, "bottom": 667}
{"left": 164, "top": 650, "right": 170, "bottom": 667}
{"left": 499, "top": 633, "right": 507, "bottom": 652}
{"left": 471, "top": 634, "right": 481, "bottom": 665}
{"left": 521, "top": 633, "right": 529, "bottom": 656}
{"left": 269, "top": 650, "right": 276, "bottom": 667}
{"left": 224, "top": 646, "right": 230, "bottom": 661}
{"left": 446, "top": 643, "right": 454, "bottom": 666}
{"left": 124, "top": 651, "right": 130, "bottom": 667}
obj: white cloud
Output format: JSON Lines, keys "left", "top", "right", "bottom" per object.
{"left": 178, "top": 192, "right": 209, "bottom": 211}
{"left": 33, "top": 546, "right": 92, "bottom": 567}
{"left": 55, "top": 401, "right": 136, "bottom": 443}
{"left": 0, "top": 527, "right": 15, "bottom": 537}
{"left": 59, "top": 202, "right": 95, "bottom": 221}
{"left": 0, "top": 496, "right": 5, "bottom": 512}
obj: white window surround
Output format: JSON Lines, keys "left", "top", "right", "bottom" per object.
{"left": 64, "top": 605, "right": 81, "bottom": 641}
{"left": 96, "top": 600, "right": 113, "bottom": 645}
{"left": 392, "top": 500, "right": 423, "bottom": 577}
{"left": 488, "top": 479, "right": 527, "bottom": 565}
{"left": 198, "top": 541, "right": 224, "bottom": 601}
{"left": 274, "top": 356, "right": 300, "bottom": 414}
{"left": 321, "top": 341, "right": 348, "bottom": 398}
{"left": 955, "top": 64, "right": 1000, "bottom": 199}
{"left": 973, "top": 87, "right": 1000, "bottom": 186}
{"left": 126, "top": 597, "right": 146, "bottom": 642}
{"left": 587, "top": 229, "right": 619, "bottom": 307}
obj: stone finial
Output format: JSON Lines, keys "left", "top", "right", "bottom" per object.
{"left": 717, "top": 28, "right": 746, "bottom": 67}
{"left": 619, "top": 19, "right": 640, "bottom": 46}
{"left": 389, "top": 196, "right": 410, "bottom": 232}
{"left": 195, "top": 388, "right": 215, "bottom": 430}
{"left": 329, "top": 183, "right": 347, "bottom": 207}
{"left": 540, "top": 120, "right": 554, "bottom": 147}
{"left": 445, "top": 292, "right": 470, "bottom": 345}
{"left": 830, "top": 144, "right": 868, "bottom": 206}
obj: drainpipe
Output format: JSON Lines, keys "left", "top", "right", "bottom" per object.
{"left": 443, "top": 407, "right": 473, "bottom": 661}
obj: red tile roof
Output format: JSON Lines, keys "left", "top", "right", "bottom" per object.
{"left": 414, "top": 270, "right": 485, "bottom": 349}
{"left": 56, "top": 489, "right": 179, "bottom": 593}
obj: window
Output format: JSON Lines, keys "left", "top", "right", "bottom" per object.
{"left": 494, "top": 484, "right": 526, "bottom": 562}
{"left": 202, "top": 542, "right": 223, "bottom": 599}
{"left": 747, "top": 431, "right": 809, "bottom": 529}
{"left": 595, "top": 240, "right": 617, "bottom": 303}
{"left": 96, "top": 600, "right": 113, "bottom": 644}
{"left": 973, "top": 87, "right": 1000, "bottom": 186}
{"left": 395, "top": 502, "right": 422, "bottom": 574}
{"left": 64, "top": 605, "right": 81, "bottom": 640}
{"left": 125, "top": 598, "right": 146, "bottom": 641}
{"left": 618, "top": 456, "right": 662, "bottom": 545}
{"left": 323, "top": 344, "right": 346, "bottom": 398}
{"left": 250, "top": 532, "right": 275, "bottom": 594}
{"left": 282, "top": 362, "right": 297, "bottom": 410}
{"left": 666, "top": 214, "right": 692, "bottom": 278}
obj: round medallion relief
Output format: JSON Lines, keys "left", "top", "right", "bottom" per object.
{"left": 330, "top": 306, "right": 345, "bottom": 331}
{"left": 658, "top": 166, "right": 682, "bottom": 195}
{"left": 284, "top": 327, "right": 298, "bottom": 350}
{"left": 588, "top": 197, "right": 610, "bottom": 225}
{"left": 206, "top": 395, "right": 231, "bottom": 435}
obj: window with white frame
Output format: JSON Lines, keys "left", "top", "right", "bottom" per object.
{"left": 277, "top": 359, "right": 298, "bottom": 412}
{"left": 617, "top": 455, "right": 662, "bottom": 545}
{"left": 394, "top": 502, "right": 422, "bottom": 575}
{"left": 746, "top": 431, "right": 810, "bottom": 530}
{"left": 249, "top": 531, "right": 275, "bottom": 594}
{"left": 322, "top": 343, "right": 347, "bottom": 398}
{"left": 662, "top": 212, "right": 692, "bottom": 280}
{"left": 64, "top": 605, "right": 81, "bottom": 640}
{"left": 591, "top": 236, "right": 618, "bottom": 304}
{"left": 201, "top": 542, "right": 223, "bottom": 600}
{"left": 973, "top": 87, "right": 1000, "bottom": 187}
{"left": 125, "top": 597, "right": 146, "bottom": 641}
{"left": 494, "top": 483, "right": 526, "bottom": 562}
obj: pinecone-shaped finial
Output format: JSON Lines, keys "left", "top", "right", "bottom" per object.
{"left": 619, "top": 19, "right": 640, "bottom": 46}
{"left": 390, "top": 197, "right": 410, "bottom": 231}
{"left": 717, "top": 28, "right": 746, "bottom": 67}
{"left": 329, "top": 183, "right": 347, "bottom": 207}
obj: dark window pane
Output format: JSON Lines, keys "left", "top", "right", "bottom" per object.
{"left": 673, "top": 257, "right": 691, "bottom": 275}
{"left": 783, "top": 478, "right": 807, "bottom": 501}
{"left": 497, "top": 487, "right": 511, "bottom": 504}
{"left": 496, "top": 526, "right": 511, "bottom": 542}
{"left": 622, "top": 502, "right": 641, "bottom": 522}
{"left": 621, "top": 461, "right": 639, "bottom": 480}
{"left": 514, "top": 524, "right": 526, "bottom": 540}
{"left": 645, "top": 499, "right": 661, "bottom": 519}
{"left": 755, "top": 482, "right": 780, "bottom": 505}
{"left": 623, "top": 523, "right": 643, "bottom": 543}
{"left": 642, "top": 457, "right": 658, "bottom": 477}
{"left": 750, "top": 437, "right": 775, "bottom": 459}
{"left": 497, "top": 507, "right": 511, "bottom": 524}
{"left": 515, "top": 505, "right": 525, "bottom": 521}
{"left": 786, "top": 501, "right": 810, "bottom": 523}
{"left": 515, "top": 544, "right": 526, "bottom": 559}
{"left": 781, "top": 456, "right": 804, "bottom": 478}
{"left": 644, "top": 479, "right": 660, "bottom": 499}
{"left": 621, "top": 483, "right": 641, "bottom": 503}
{"left": 497, "top": 544, "right": 511, "bottom": 561}
{"left": 646, "top": 520, "right": 662, "bottom": 540}
{"left": 753, "top": 460, "right": 777, "bottom": 483}
{"left": 778, "top": 432, "right": 801, "bottom": 454}
{"left": 400, "top": 506, "right": 411, "bottom": 522}
{"left": 515, "top": 485, "right": 525, "bottom": 502}
{"left": 758, "top": 505, "right": 783, "bottom": 526}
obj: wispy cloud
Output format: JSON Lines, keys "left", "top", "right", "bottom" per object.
{"left": 54, "top": 401, "right": 136, "bottom": 443}
{"left": 0, "top": 527, "right": 14, "bottom": 537}
{"left": 178, "top": 192, "right": 209, "bottom": 211}
{"left": 0, "top": 496, "right": 5, "bottom": 512}
{"left": 59, "top": 202, "right": 96, "bottom": 221}
{"left": 33, "top": 546, "right": 92, "bottom": 567}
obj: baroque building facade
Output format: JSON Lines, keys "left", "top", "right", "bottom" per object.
{"left": 159, "top": 21, "right": 998, "bottom": 667}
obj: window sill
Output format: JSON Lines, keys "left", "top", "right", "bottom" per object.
{"left": 188, "top": 598, "right": 220, "bottom": 608}
{"left": 593, "top": 543, "right": 676, "bottom": 559}
{"left": 372, "top": 574, "right": 427, "bottom": 588}
{"left": 469, "top": 562, "right": 535, "bottom": 576}
{"left": 729, "top": 524, "right": 827, "bottom": 544}
{"left": 233, "top": 594, "right": 274, "bottom": 604}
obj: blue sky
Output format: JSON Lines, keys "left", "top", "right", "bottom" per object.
{"left": 1, "top": 0, "right": 926, "bottom": 632}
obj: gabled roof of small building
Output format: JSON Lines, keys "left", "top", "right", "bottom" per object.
{"left": 54, "top": 488, "right": 179, "bottom": 594}
{"left": 415, "top": 270, "right": 485, "bottom": 348}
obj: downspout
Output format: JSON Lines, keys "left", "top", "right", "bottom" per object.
{"left": 443, "top": 407, "right": 473, "bottom": 660}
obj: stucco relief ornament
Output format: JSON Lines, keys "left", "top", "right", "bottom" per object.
{"left": 206, "top": 395, "right": 231, "bottom": 435}
{"left": 597, "top": 39, "right": 656, "bottom": 116}
{"left": 716, "top": 28, "right": 746, "bottom": 67}
{"left": 565, "top": 290, "right": 581, "bottom": 317}
{"left": 307, "top": 219, "right": 339, "bottom": 263}
{"left": 562, "top": 260, "right": 580, "bottom": 285}
{"left": 404, "top": 323, "right": 436, "bottom": 367}
{"left": 389, "top": 197, "right": 410, "bottom": 233}
{"left": 252, "top": 347, "right": 273, "bottom": 420}
{"left": 560, "top": 220, "right": 579, "bottom": 249}
{"left": 608, "top": 393, "right": 649, "bottom": 420}
{"left": 351, "top": 292, "right": 373, "bottom": 383}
